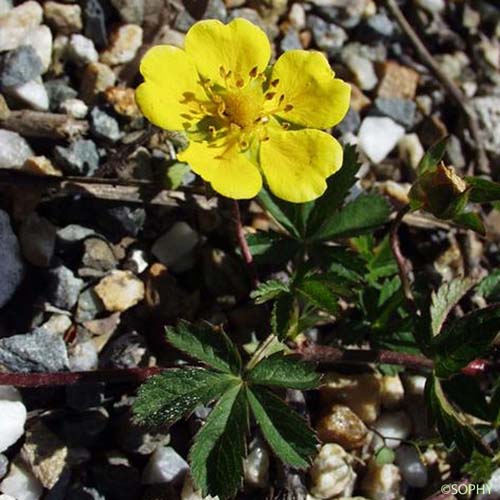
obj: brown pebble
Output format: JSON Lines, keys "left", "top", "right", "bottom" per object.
{"left": 377, "top": 61, "right": 420, "bottom": 100}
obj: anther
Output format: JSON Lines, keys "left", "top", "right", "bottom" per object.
{"left": 265, "top": 92, "right": 276, "bottom": 100}
{"left": 284, "top": 104, "right": 293, "bottom": 112}
{"left": 249, "top": 66, "right": 258, "bottom": 78}
{"left": 219, "top": 66, "right": 226, "bottom": 78}
{"left": 271, "top": 78, "right": 280, "bottom": 87}
{"left": 279, "top": 94, "right": 285, "bottom": 104}
{"left": 236, "top": 78, "right": 244, "bottom": 88}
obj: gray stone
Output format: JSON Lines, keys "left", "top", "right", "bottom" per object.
{"left": 0, "top": 454, "right": 8, "bottom": 479}
{"left": 82, "top": 237, "right": 117, "bottom": 271}
{"left": 446, "top": 134, "right": 466, "bottom": 169}
{"left": 76, "top": 287, "right": 104, "bottom": 322}
{"left": 83, "top": 0, "right": 108, "bottom": 48}
{"left": 415, "top": 0, "right": 445, "bottom": 14}
{"left": 68, "top": 331, "right": 98, "bottom": 371}
{"left": 142, "top": 447, "right": 189, "bottom": 485}
{"left": 0, "top": 328, "right": 69, "bottom": 372}
{"left": 364, "top": 12, "right": 395, "bottom": 39}
{"left": 0, "top": 209, "right": 24, "bottom": 308}
{"left": 99, "top": 206, "right": 145, "bottom": 238}
{"left": 374, "top": 98, "right": 416, "bottom": 129}
{"left": 90, "top": 107, "right": 121, "bottom": 142}
{"left": 67, "top": 34, "right": 98, "bottom": 66}
{"left": 307, "top": 15, "right": 347, "bottom": 52}
{"left": 101, "top": 331, "right": 151, "bottom": 368}
{"left": 57, "top": 224, "right": 96, "bottom": 243}
{"left": 0, "top": 45, "right": 43, "bottom": 88}
{"left": 338, "top": 108, "right": 361, "bottom": 135}
{"left": 110, "top": 0, "right": 144, "bottom": 24}
{"left": 204, "top": 0, "right": 227, "bottom": 21}
{"left": 54, "top": 139, "right": 100, "bottom": 175}
{"left": 473, "top": 96, "right": 500, "bottom": 157}
{"left": 5, "top": 78, "right": 49, "bottom": 111}
{"left": 48, "top": 265, "right": 84, "bottom": 310}
{"left": 19, "top": 213, "right": 56, "bottom": 267}
{"left": 395, "top": 445, "right": 427, "bottom": 488}
{"left": 0, "top": 129, "right": 33, "bottom": 169}
{"left": 280, "top": 28, "right": 302, "bottom": 52}
{"left": 45, "top": 79, "right": 78, "bottom": 111}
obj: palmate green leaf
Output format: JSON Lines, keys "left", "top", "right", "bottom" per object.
{"left": 418, "top": 136, "right": 448, "bottom": 175}
{"left": 442, "top": 375, "right": 491, "bottom": 422}
{"left": 133, "top": 368, "right": 238, "bottom": 427}
{"left": 430, "top": 277, "right": 476, "bottom": 337}
{"left": 190, "top": 384, "right": 248, "bottom": 499}
{"left": 425, "top": 374, "right": 488, "bottom": 456}
{"left": 295, "top": 278, "right": 339, "bottom": 315}
{"left": 166, "top": 320, "right": 242, "bottom": 375}
{"left": 432, "top": 305, "right": 500, "bottom": 378}
{"left": 476, "top": 270, "right": 500, "bottom": 302}
{"left": 247, "top": 386, "right": 317, "bottom": 469}
{"left": 250, "top": 279, "right": 290, "bottom": 304}
{"left": 245, "top": 231, "right": 300, "bottom": 265}
{"left": 257, "top": 189, "right": 302, "bottom": 238}
{"left": 247, "top": 352, "right": 320, "bottom": 390}
{"left": 465, "top": 176, "right": 500, "bottom": 203}
{"left": 313, "top": 194, "right": 391, "bottom": 241}
{"left": 306, "top": 144, "right": 361, "bottom": 237}
{"left": 271, "top": 293, "right": 298, "bottom": 340}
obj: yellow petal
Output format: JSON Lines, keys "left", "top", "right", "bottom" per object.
{"left": 136, "top": 45, "right": 205, "bottom": 131}
{"left": 270, "top": 50, "right": 351, "bottom": 129}
{"left": 184, "top": 18, "right": 271, "bottom": 87}
{"left": 260, "top": 128, "right": 343, "bottom": 203}
{"left": 178, "top": 140, "right": 262, "bottom": 199}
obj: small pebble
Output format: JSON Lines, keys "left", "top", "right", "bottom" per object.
{"left": 0, "top": 129, "right": 33, "bottom": 169}
{"left": 83, "top": 0, "right": 108, "bottom": 48}
{"left": 142, "top": 447, "right": 189, "bottom": 485}
{"left": 0, "top": 1, "right": 43, "bottom": 52}
{"left": 60, "top": 97, "right": 88, "bottom": 118}
{"left": 110, "top": 0, "right": 144, "bottom": 24}
{"left": 0, "top": 463, "right": 43, "bottom": 500}
{"left": 43, "top": 1, "right": 82, "bottom": 34}
{"left": 0, "top": 387, "right": 26, "bottom": 453}
{"left": 67, "top": 34, "right": 98, "bottom": 65}
{"left": 19, "top": 213, "right": 56, "bottom": 267}
{"left": 372, "top": 411, "right": 412, "bottom": 449}
{"left": 374, "top": 97, "right": 416, "bottom": 129}
{"left": 244, "top": 437, "right": 269, "bottom": 488}
{"left": 415, "top": 0, "right": 445, "bottom": 14}
{"left": 90, "top": 107, "right": 121, "bottom": 142}
{"left": 395, "top": 445, "right": 428, "bottom": 488}
{"left": 54, "top": 139, "right": 100, "bottom": 176}
{"left": 24, "top": 25, "right": 52, "bottom": 73}
{"left": 22, "top": 155, "right": 62, "bottom": 176}
{"left": 49, "top": 265, "right": 84, "bottom": 310}
{"left": 360, "top": 459, "right": 401, "bottom": 500}
{"left": 80, "top": 61, "right": 116, "bottom": 103}
{"left": 344, "top": 54, "right": 378, "bottom": 91}
{"left": 380, "top": 375, "right": 405, "bottom": 410}
{"left": 100, "top": 24, "right": 143, "bottom": 65}
{"left": 5, "top": 78, "right": 49, "bottom": 111}
{"left": 398, "top": 133, "right": 424, "bottom": 170}
{"left": 94, "top": 270, "right": 145, "bottom": 312}
{"left": 0, "top": 45, "right": 43, "bottom": 88}
{"left": 358, "top": 116, "right": 405, "bottom": 164}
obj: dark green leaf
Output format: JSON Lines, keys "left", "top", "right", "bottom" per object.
{"left": 271, "top": 293, "right": 298, "bottom": 340}
{"left": 133, "top": 368, "right": 237, "bottom": 427}
{"left": 295, "top": 278, "right": 339, "bottom": 315}
{"left": 462, "top": 450, "right": 496, "bottom": 483}
{"left": 442, "top": 375, "right": 491, "bottom": 422}
{"left": 306, "top": 144, "right": 361, "bottom": 236}
{"left": 247, "top": 386, "right": 317, "bottom": 468}
{"left": 247, "top": 352, "right": 320, "bottom": 390}
{"left": 257, "top": 189, "right": 301, "bottom": 238}
{"left": 313, "top": 195, "right": 391, "bottom": 241}
{"left": 453, "top": 212, "right": 486, "bottom": 236}
{"left": 190, "top": 384, "right": 248, "bottom": 499}
{"left": 246, "top": 231, "right": 300, "bottom": 265}
{"left": 250, "top": 279, "right": 290, "bottom": 304}
{"left": 425, "top": 373, "right": 488, "bottom": 456}
{"left": 466, "top": 176, "right": 500, "bottom": 203}
{"left": 430, "top": 277, "right": 476, "bottom": 337}
{"left": 310, "top": 245, "right": 365, "bottom": 283}
{"left": 433, "top": 305, "right": 500, "bottom": 377}
{"left": 418, "top": 136, "right": 448, "bottom": 175}
{"left": 166, "top": 320, "right": 242, "bottom": 375}
{"left": 476, "top": 270, "right": 500, "bottom": 301}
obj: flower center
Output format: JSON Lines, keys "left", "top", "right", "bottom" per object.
{"left": 222, "top": 89, "right": 264, "bottom": 129}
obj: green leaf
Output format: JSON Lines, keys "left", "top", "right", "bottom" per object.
{"left": 166, "top": 162, "right": 191, "bottom": 189}
{"left": 452, "top": 212, "right": 486, "bottom": 236}
{"left": 462, "top": 450, "right": 496, "bottom": 483}
{"left": 313, "top": 194, "right": 391, "bottom": 241}
{"left": 250, "top": 279, "right": 290, "bottom": 305}
{"left": 190, "top": 384, "right": 248, "bottom": 499}
{"left": 476, "top": 270, "right": 500, "bottom": 301}
{"left": 425, "top": 373, "right": 488, "bottom": 456}
{"left": 375, "top": 447, "right": 395, "bottom": 465}
{"left": 133, "top": 368, "right": 238, "bottom": 427}
{"left": 295, "top": 278, "right": 339, "bottom": 315}
{"left": 489, "top": 382, "right": 500, "bottom": 426}
{"left": 247, "top": 386, "right": 317, "bottom": 469}
{"left": 257, "top": 189, "right": 301, "bottom": 238}
{"left": 430, "top": 277, "right": 476, "bottom": 338}
{"left": 246, "top": 231, "right": 300, "bottom": 265}
{"left": 466, "top": 176, "right": 500, "bottom": 203}
{"left": 442, "top": 375, "right": 491, "bottom": 422}
{"left": 247, "top": 352, "right": 320, "bottom": 390}
{"left": 433, "top": 305, "right": 500, "bottom": 378}
{"left": 418, "top": 136, "right": 448, "bottom": 175}
{"left": 306, "top": 144, "right": 361, "bottom": 236}
{"left": 166, "top": 320, "right": 242, "bottom": 375}
{"left": 271, "top": 293, "right": 298, "bottom": 340}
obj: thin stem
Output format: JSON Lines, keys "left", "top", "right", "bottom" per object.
{"left": 231, "top": 199, "right": 257, "bottom": 288}
{"left": 390, "top": 205, "right": 417, "bottom": 313}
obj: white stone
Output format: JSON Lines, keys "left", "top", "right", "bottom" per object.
{"left": 372, "top": 411, "right": 412, "bottom": 449}
{"left": 244, "top": 438, "right": 269, "bottom": 488}
{"left": 403, "top": 374, "right": 426, "bottom": 397}
{"left": 19, "top": 213, "right": 56, "bottom": 267}
{"left": 395, "top": 445, "right": 428, "bottom": 488}
{"left": 361, "top": 460, "right": 401, "bottom": 500}
{"left": 380, "top": 375, "right": 404, "bottom": 410}
{"left": 152, "top": 222, "right": 199, "bottom": 272}
{"left": 398, "top": 133, "right": 424, "bottom": 170}
{"left": 415, "top": 0, "right": 445, "bottom": 14}
{"left": 0, "top": 495, "right": 16, "bottom": 500}
{"left": 0, "top": 129, "right": 33, "bottom": 168}
{"left": 142, "top": 446, "right": 189, "bottom": 485}
{"left": 0, "top": 1, "right": 43, "bottom": 52}
{"left": 0, "top": 0, "right": 12, "bottom": 16}
{"left": 289, "top": 2, "right": 306, "bottom": 29}
{"left": 67, "top": 34, "right": 98, "bottom": 65}
{"left": 127, "top": 248, "right": 148, "bottom": 274}
{"left": 100, "top": 24, "right": 143, "bottom": 65}
{"left": 24, "top": 25, "right": 52, "bottom": 73}
{"left": 309, "top": 444, "right": 356, "bottom": 499}
{"left": 94, "top": 270, "right": 145, "bottom": 312}
{"left": 0, "top": 463, "right": 43, "bottom": 500}
{"left": 60, "top": 97, "right": 88, "bottom": 118}
{"left": 69, "top": 337, "right": 98, "bottom": 371}
{"left": 345, "top": 54, "right": 378, "bottom": 91}
{"left": 39, "top": 314, "right": 72, "bottom": 336}
{"left": 358, "top": 117, "right": 405, "bottom": 164}
{"left": 5, "top": 79, "right": 49, "bottom": 111}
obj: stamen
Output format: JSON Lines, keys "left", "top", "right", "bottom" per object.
{"left": 249, "top": 66, "right": 258, "bottom": 78}
{"left": 236, "top": 78, "right": 244, "bottom": 88}
{"left": 271, "top": 78, "right": 280, "bottom": 87}
{"left": 219, "top": 66, "right": 227, "bottom": 79}
{"left": 279, "top": 94, "right": 285, "bottom": 104}
{"left": 265, "top": 92, "right": 276, "bottom": 100}
{"left": 284, "top": 104, "right": 293, "bottom": 112}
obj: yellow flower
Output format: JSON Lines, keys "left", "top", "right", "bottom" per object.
{"left": 136, "top": 18, "right": 351, "bottom": 202}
